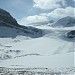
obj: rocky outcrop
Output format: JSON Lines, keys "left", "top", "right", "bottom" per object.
{"left": 0, "top": 8, "right": 18, "bottom": 26}
{"left": 66, "top": 30, "right": 75, "bottom": 38}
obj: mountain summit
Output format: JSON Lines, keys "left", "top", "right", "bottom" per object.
{"left": 0, "top": 8, "right": 18, "bottom": 26}
{"left": 52, "top": 16, "right": 75, "bottom": 27}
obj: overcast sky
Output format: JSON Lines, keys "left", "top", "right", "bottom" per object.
{"left": 0, "top": 0, "right": 75, "bottom": 25}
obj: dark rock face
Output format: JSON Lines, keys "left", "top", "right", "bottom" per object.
{"left": 0, "top": 8, "right": 18, "bottom": 26}
{"left": 0, "top": 8, "right": 43, "bottom": 38}
{"left": 66, "top": 30, "right": 75, "bottom": 38}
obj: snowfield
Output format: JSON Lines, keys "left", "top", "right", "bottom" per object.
{"left": 0, "top": 52, "right": 74, "bottom": 68}
{"left": 0, "top": 26, "right": 75, "bottom": 75}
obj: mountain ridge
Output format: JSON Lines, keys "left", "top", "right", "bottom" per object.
{"left": 52, "top": 16, "right": 75, "bottom": 27}
{"left": 0, "top": 8, "right": 43, "bottom": 38}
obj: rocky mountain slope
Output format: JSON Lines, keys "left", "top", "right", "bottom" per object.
{"left": 0, "top": 8, "right": 43, "bottom": 38}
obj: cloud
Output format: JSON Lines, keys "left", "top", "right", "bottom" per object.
{"left": 48, "top": 7, "right": 75, "bottom": 18}
{"left": 19, "top": 6, "right": 75, "bottom": 25}
{"left": 19, "top": 15, "right": 48, "bottom": 25}
{"left": 33, "top": 0, "right": 67, "bottom": 10}
{"left": 41, "top": 7, "right": 75, "bottom": 19}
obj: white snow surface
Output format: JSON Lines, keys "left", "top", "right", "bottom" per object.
{"left": 0, "top": 52, "right": 74, "bottom": 68}
{"left": 0, "top": 26, "right": 74, "bottom": 74}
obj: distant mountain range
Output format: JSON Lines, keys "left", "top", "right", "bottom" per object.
{"left": 0, "top": 8, "right": 43, "bottom": 38}
{"left": 52, "top": 16, "right": 75, "bottom": 38}
{"left": 52, "top": 16, "right": 75, "bottom": 27}
{"left": 28, "top": 16, "right": 75, "bottom": 27}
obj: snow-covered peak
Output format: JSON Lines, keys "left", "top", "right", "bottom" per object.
{"left": 52, "top": 16, "right": 75, "bottom": 27}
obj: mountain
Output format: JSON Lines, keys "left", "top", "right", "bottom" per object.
{"left": 0, "top": 8, "right": 18, "bottom": 26}
{"left": 0, "top": 8, "right": 43, "bottom": 38}
{"left": 52, "top": 16, "right": 75, "bottom": 27}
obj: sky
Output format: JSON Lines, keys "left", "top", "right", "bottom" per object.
{"left": 0, "top": 0, "right": 75, "bottom": 25}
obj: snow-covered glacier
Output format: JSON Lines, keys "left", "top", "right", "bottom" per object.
{"left": 0, "top": 8, "right": 75, "bottom": 75}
